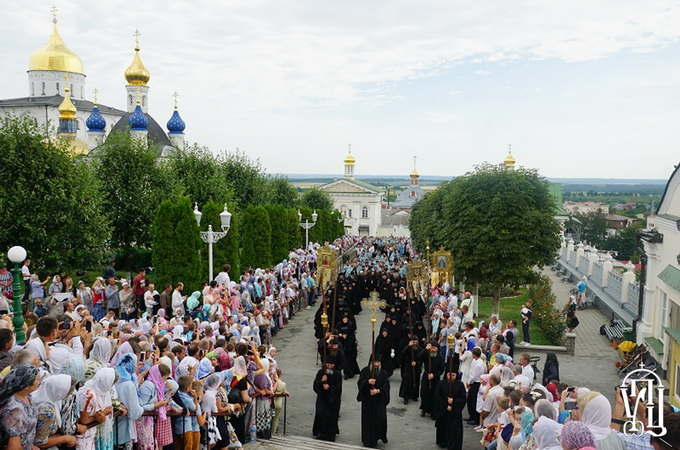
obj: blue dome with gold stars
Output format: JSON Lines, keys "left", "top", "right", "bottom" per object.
{"left": 86, "top": 106, "right": 106, "bottom": 131}
{"left": 128, "top": 104, "right": 148, "bottom": 130}
{"left": 167, "top": 109, "right": 186, "bottom": 134}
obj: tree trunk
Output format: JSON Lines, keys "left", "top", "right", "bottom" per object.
{"left": 492, "top": 286, "right": 501, "bottom": 318}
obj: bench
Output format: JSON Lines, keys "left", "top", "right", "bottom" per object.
{"left": 603, "top": 320, "right": 625, "bottom": 340}
{"left": 583, "top": 292, "right": 597, "bottom": 309}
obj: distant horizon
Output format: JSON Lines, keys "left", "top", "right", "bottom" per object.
{"left": 277, "top": 173, "right": 668, "bottom": 185}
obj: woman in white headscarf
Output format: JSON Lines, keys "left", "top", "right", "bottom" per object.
{"left": 77, "top": 367, "right": 116, "bottom": 450}
{"left": 578, "top": 392, "right": 626, "bottom": 450}
{"left": 84, "top": 338, "right": 112, "bottom": 382}
{"left": 33, "top": 374, "right": 77, "bottom": 448}
{"left": 532, "top": 415, "right": 563, "bottom": 450}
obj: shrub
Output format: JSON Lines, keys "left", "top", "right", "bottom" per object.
{"left": 528, "top": 275, "right": 567, "bottom": 345}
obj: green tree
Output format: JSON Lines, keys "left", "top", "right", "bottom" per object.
{"left": 240, "top": 206, "right": 256, "bottom": 269}
{"left": 286, "top": 209, "right": 302, "bottom": 251}
{"left": 220, "top": 149, "right": 270, "bottom": 208}
{"left": 411, "top": 163, "right": 561, "bottom": 316}
{"left": 269, "top": 175, "right": 299, "bottom": 208}
{"left": 168, "top": 145, "right": 233, "bottom": 207}
{"left": 151, "top": 199, "right": 178, "bottom": 289}
{"left": 301, "top": 187, "right": 334, "bottom": 211}
{"left": 409, "top": 181, "right": 449, "bottom": 252}
{"left": 603, "top": 223, "right": 643, "bottom": 261}
{"left": 0, "top": 116, "right": 110, "bottom": 270}
{"left": 173, "top": 196, "right": 202, "bottom": 289}
{"left": 574, "top": 211, "right": 608, "bottom": 247}
{"left": 267, "top": 205, "right": 290, "bottom": 263}
{"left": 94, "top": 131, "right": 178, "bottom": 249}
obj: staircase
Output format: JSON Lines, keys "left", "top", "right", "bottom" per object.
{"left": 248, "top": 434, "right": 366, "bottom": 449}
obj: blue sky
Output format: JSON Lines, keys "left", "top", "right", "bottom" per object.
{"left": 2, "top": 0, "right": 680, "bottom": 179}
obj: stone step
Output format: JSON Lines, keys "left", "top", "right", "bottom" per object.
{"left": 250, "top": 434, "right": 366, "bottom": 449}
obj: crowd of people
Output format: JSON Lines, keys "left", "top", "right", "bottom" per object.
{"left": 0, "top": 237, "right": 359, "bottom": 450}
{"left": 309, "top": 238, "right": 680, "bottom": 450}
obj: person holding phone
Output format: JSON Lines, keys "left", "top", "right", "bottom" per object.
{"left": 76, "top": 368, "right": 116, "bottom": 449}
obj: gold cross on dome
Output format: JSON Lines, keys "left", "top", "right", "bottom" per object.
{"left": 93, "top": 88, "right": 99, "bottom": 105}
{"left": 133, "top": 29, "right": 141, "bottom": 47}
{"left": 63, "top": 74, "right": 71, "bottom": 92}
{"left": 173, "top": 91, "right": 179, "bottom": 109}
{"left": 508, "top": 143, "right": 512, "bottom": 153}
{"left": 348, "top": 143, "right": 351, "bottom": 152}
{"left": 51, "top": 5, "right": 58, "bottom": 22}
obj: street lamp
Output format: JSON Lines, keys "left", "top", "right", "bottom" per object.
{"left": 299, "top": 210, "right": 318, "bottom": 249}
{"left": 7, "top": 246, "right": 26, "bottom": 343}
{"left": 194, "top": 203, "right": 232, "bottom": 281}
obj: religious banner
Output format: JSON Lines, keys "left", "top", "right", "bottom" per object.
{"left": 430, "top": 246, "right": 453, "bottom": 286}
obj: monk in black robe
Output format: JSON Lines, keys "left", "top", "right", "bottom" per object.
{"left": 357, "top": 357, "right": 390, "bottom": 448}
{"left": 399, "top": 337, "right": 422, "bottom": 404}
{"left": 312, "top": 358, "right": 343, "bottom": 442}
{"left": 373, "top": 327, "right": 395, "bottom": 377}
{"left": 433, "top": 369, "right": 466, "bottom": 450}
{"left": 336, "top": 319, "right": 360, "bottom": 379}
{"left": 419, "top": 341, "right": 444, "bottom": 418}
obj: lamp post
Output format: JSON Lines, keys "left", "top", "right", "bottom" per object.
{"left": 7, "top": 246, "right": 26, "bottom": 343}
{"left": 298, "top": 210, "right": 318, "bottom": 249}
{"left": 194, "top": 203, "right": 232, "bottom": 282}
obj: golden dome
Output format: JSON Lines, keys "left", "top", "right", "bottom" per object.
{"left": 29, "top": 18, "right": 84, "bottom": 74}
{"left": 344, "top": 150, "right": 355, "bottom": 166}
{"left": 58, "top": 87, "right": 77, "bottom": 119}
{"left": 124, "top": 45, "right": 150, "bottom": 86}
{"left": 503, "top": 151, "right": 517, "bottom": 168}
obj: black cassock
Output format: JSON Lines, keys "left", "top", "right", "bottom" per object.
{"left": 418, "top": 349, "right": 444, "bottom": 415}
{"left": 433, "top": 377, "right": 466, "bottom": 450}
{"left": 356, "top": 365, "right": 390, "bottom": 448}
{"left": 312, "top": 367, "right": 343, "bottom": 441}
{"left": 399, "top": 344, "right": 422, "bottom": 401}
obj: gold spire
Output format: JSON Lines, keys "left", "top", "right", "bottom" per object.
{"left": 29, "top": 7, "right": 84, "bottom": 74}
{"left": 410, "top": 155, "right": 419, "bottom": 178}
{"left": 344, "top": 143, "right": 355, "bottom": 166}
{"left": 503, "top": 144, "right": 517, "bottom": 168}
{"left": 58, "top": 75, "right": 77, "bottom": 119}
{"left": 124, "top": 29, "right": 151, "bottom": 86}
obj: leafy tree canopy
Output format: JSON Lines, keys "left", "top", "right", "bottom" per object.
{"left": 301, "top": 187, "right": 334, "bottom": 211}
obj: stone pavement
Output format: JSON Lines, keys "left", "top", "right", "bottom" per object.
{"left": 260, "top": 274, "right": 624, "bottom": 449}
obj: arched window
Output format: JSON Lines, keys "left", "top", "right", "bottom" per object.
{"left": 129, "top": 95, "right": 133, "bottom": 107}
{"left": 41, "top": 82, "right": 46, "bottom": 95}
{"left": 361, "top": 206, "right": 369, "bottom": 218}
{"left": 410, "top": 191, "right": 416, "bottom": 198}
{"left": 80, "top": 86, "right": 84, "bottom": 99}
{"left": 70, "top": 84, "right": 74, "bottom": 94}
{"left": 56, "top": 82, "right": 60, "bottom": 94}
{"left": 142, "top": 96, "right": 146, "bottom": 107}
{"left": 31, "top": 83, "right": 35, "bottom": 96}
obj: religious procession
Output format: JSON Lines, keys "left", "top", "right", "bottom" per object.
{"left": 0, "top": 236, "right": 678, "bottom": 450}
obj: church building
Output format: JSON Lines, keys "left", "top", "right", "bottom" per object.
{"left": 0, "top": 11, "right": 186, "bottom": 157}
{"left": 319, "top": 148, "right": 384, "bottom": 236}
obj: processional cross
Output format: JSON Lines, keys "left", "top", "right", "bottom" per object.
{"left": 362, "top": 291, "right": 386, "bottom": 377}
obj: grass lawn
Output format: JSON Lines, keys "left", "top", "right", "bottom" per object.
{"left": 475, "top": 289, "right": 551, "bottom": 345}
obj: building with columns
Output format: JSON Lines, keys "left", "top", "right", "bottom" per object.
{"left": 0, "top": 11, "right": 186, "bottom": 157}
{"left": 319, "top": 149, "right": 384, "bottom": 236}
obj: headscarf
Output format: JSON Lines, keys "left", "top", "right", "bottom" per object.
{"left": 0, "top": 364, "right": 40, "bottom": 407}
{"left": 173, "top": 325, "right": 184, "bottom": 340}
{"left": 89, "top": 338, "right": 112, "bottom": 366}
{"left": 580, "top": 392, "right": 614, "bottom": 441}
{"left": 60, "top": 357, "right": 85, "bottom": 385}
{"left": 534, "top": 399, "right": 557, "bottom": 420}
{"left": 560, "top": 420, "right": 596, "bottom": 450}
{"left": 0, "top": 364, "right": 39, "bottom": 407}
{"left": 111, "top": 341, "right": 133, "bottom": 366}
{"left": 202, "top": 372, "right": 224, "bottom": 415}
{"left": 177, "top": 356, "right": 198, "bottom": 377}
{"left": 166, "top": 378, "right": 179, "bottom": 397}
{"left": 496, "top": 353, "right": 512, "bottom": 365}
{"left": 79, "top": 367, "right": 115, "bottom": 410}
{"left": 160, "top": 356, "right": 174, "bottom": 377}
{"left": 147, "top": 365, "right": 167, "bottom": 421}
{"left": 187, "top": 291, "right": 201, "bottom": 310}
{"left": 197, "top": 357, "right": 214, "bottom": 379}
{"left": 31, "top": 374, "right": 71, "bottom": 427}
{"left": 546, "top": 383, "right": 558, "bottom": 402}
{"left": 520, "top": 411, "right": 535, "bottom": 443}
{"left": 532, "top": 416, "right": 563, "bottom": 450}
{"left": 115, "top": 353, "right": 138, "bottom": 384}
{"left": 232, "top": 355, "right": 247, "bottom": 378}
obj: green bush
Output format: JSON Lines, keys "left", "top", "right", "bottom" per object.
{"left": 528, "top": 275, "right": 567, "bottom": 345}
{"left": 114, "top": 247, "right": 153, "bottom": 271}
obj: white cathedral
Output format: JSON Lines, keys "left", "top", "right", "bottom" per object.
{"left": 0, "top": 12, "right": 186, "bottom": 156}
